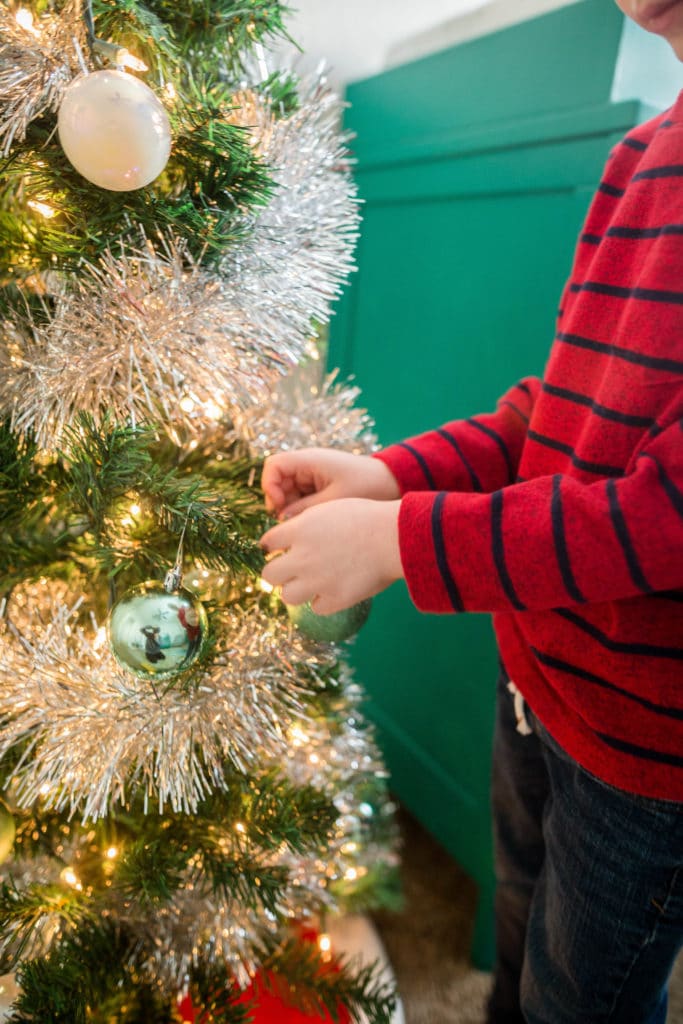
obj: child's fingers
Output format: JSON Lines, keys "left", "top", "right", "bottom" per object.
{"left": 277, "top": 490, "right": 330, "bottom": 520}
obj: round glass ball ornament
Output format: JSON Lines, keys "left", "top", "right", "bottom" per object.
{"left": 287, "top": 598, "right": 371, "bottom": 643}
{"left": 108, "top": 581, "right": 208, "bottom": 679}
{"left": 57, "top": 69, "right": 171, "bottom": 191}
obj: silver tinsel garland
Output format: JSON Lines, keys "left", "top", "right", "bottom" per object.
{"left": 0, "top": 17, "right": 399, "bottom": 1001}
{"left": 234, "top": 365, "right": 377, "bottom": 458}
{"left": 0, "top": 1, "right": 88, "bottom": 155}
{"left": 0, "top": 78, "right": 361, "bottom": 444}
{"left": 0, "top": 581, "right": 338, "bottom": 820}
{"left": 0, "top": 657, "right": 396, "bottom": 987}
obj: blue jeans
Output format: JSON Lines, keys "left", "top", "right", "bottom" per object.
{"left": 487, "top": 674, "right": 683, "bottom": 1024}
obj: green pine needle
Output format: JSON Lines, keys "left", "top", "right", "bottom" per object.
{"left": 258, "top": 934, "right": 397, "bottom": 1024}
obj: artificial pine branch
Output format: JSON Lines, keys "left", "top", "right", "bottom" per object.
{"left": 0, "top": 880, "right": 92, "bottom": 971}
{"left": 258, "top": 934, "right": 397, "bottom": 1024}
{"left": 143, "top": 0, "right": 295, "bottom": 68}
{"left": 6, "top": 919, "right": 168, "bottom": 1023}
{"left": 91, "top": 0, "right": 180, "bottom": 83}
{"left": 188, "top": 959, "right": 256, "bottom": 1024}
{"left": 0, "top": 110, "right": 271, "bottom": 276}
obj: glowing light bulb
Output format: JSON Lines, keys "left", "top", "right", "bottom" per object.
{"left": 205, "top": 399, "right": 222, "bottom": 421}
{"left": 16, "top": 8, "right": 39, "bottom": 35}
{"left": 344, "top": 867, "right": 358, "bottom": 881}
{"left": 235, "top": 822, "right": 246, "bottom": 834}
{"left": 117, "top": 50, "right": 148, "bottom": 73}
{"left": 289, "top": 724, "right": 308, "bottom": 747}
{"left": 129, "top": 503, "right": 141, "bottom": 516}
{"left": 180, "top": 396, "right": 195, "bottom": 413}
{"left": 93, "top": 626, "right": 107, "bottom": 651}
{"left": 105, "top": 846, "right": 118, "bottom": 859}
{"left": 27, "top": 199, "right": 56, "bottom": 219}
{"left": 61, "top": 867, "right": 79, "bottom": 887}
{"left": 318, "top": 933, "right": 332, "bottom": 953}
{"left": 259, "top": 578, "right": 274, "bottom": 594}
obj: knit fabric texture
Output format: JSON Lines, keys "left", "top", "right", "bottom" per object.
{"left": 376, "top": 97, "right": 683, "bottom": 801}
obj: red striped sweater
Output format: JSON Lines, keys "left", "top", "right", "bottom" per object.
{"left": 376, "top": 97, "right": 683, "bottom": 802}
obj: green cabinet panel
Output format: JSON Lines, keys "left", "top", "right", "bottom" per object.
{"left": 328, "top": 0, "right": 664, "bottom": 968}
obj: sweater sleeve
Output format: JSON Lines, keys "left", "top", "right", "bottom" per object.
{"left": 399, "top": 416, "right": 683, "bottom": 613}
{"left": 374, "top": 377, "right": 541, "bottom": 495}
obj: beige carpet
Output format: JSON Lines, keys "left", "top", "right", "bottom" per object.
{"left": 372, "top": 807, "right": 683, "bottom": 1024}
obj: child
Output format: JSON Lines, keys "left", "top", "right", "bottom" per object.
{"left": 261, "top": 1, "right": 683, "bottom": 1019}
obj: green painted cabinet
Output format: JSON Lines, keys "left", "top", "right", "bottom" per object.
{"left": 327, "top": 0, "right": 672, "bottom": 968}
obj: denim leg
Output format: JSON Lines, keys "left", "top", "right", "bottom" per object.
{"left": 486, "top": 677, "right": 549, "bottom": 1024}
{"left": 521, "top": 725, "right": 683, "bottom": 1024}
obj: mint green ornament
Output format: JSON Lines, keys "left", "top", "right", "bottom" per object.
{"left": 0, "top": 798, "right": 15, "bottom": 863}
{"left": 287, "top": 599, "right": 371, "bottom": 643}
{"left": 108, "top": 581, "right": 208, "bottom": 679}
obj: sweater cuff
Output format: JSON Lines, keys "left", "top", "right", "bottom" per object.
{"left": 373, "top": 447, "right": 431, "bottom": 496}
{"left": 398, "top": 489, "right": 512, "bottom": 614}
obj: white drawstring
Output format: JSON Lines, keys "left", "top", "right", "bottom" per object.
{"left": 507, "top": 680, "right": 533, "bottom": 735}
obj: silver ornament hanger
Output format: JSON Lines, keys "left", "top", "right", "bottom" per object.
{"left": 164, "top": 507, "right": 192, "bottom": 593}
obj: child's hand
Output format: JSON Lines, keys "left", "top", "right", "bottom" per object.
{"left": 261, "top": 448, "right": 400, "bottom": 520}
{"left": 260, "top": 498, "right": 403, "bottom": 615}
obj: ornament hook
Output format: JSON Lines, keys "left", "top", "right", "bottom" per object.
{"left": 164, "top": 507, "right": 192, "bottom": 593}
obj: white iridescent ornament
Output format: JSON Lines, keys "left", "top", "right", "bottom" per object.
{"left": 57, "top": 69, "right": 171, "bottom": 191}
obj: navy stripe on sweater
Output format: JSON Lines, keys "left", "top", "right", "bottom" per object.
{"left": 531, "top": 647, "right": 683, "bottom": 720}
{"left": 569, "top": 280, "right": 683, "bottom": 306}
{"left": 431, "top": 492, "right": 463, "bottom": 612}
{"left": 550, "top": 475, "right": 586, "bottom": 604}
{"left": 542, "top": 382, "right": 655, "bottom": 428}
{"left": 638, "top": 451, "right": 683, "bottom": 518}
{"left": 606, "top": 480, "right": 654, "bottom": 594}
{"left": 596, "top": 731, "right": 683, "bottom": 768}
{"left": 607, "top": 223, "right": 683, "bottom": 240}
{"left": 555, "top": 609, "right": 683, "bottom": 660}
{"left": 557, "top": 332, "right": 683, "bottom": 374}
{"left": 622, "top": 137, "right": 648, "bottom": 152}
{"left": 598, "top": 181, "right": 625, "bottom": 197}
{"left": 398, "top": 442, "right": 436, "bottom": 489}
{"left": 436, "top": 428, "right": 482, "bottom": 492}
{"left": 632, "top": 164, "right": 683, "bottom": 181}
{"left": 499, "top": 399, "right": 529, "bottom": 425}
{"left": 527, "top": 429, "right": 624, "bottom": 477}
{"left": 467, "top": 419, "right": 515, "bottom": 481}
{"left": 491, "top": 491, "right": 525, "bottom": 610}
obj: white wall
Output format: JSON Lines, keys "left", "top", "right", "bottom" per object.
{"left": 271, "top": 0, "right": 683, "bottom": 105}
{"left": 270, "top": 0, "right": 576, "bottom": 88}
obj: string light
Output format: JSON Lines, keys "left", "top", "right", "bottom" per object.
{"left": 289, "top": 724, "right": 308, "bottom": 747}
{"left": 27, "top": 200, "right": 57, "bottom": 219}
{"left": 116, "top": 50, "right": 148, "bottom": 73}
{"left": 60, "top": 866, "right": 82, "bottom": 890}
{"left": 105, "top": 846, "right": 118, "bottom": 859}
{"left": 15, "top": 8, "right": 39, "bottom": 35}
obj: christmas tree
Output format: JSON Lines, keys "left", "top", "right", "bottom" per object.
{"left": 0, "top": 2, "right": 399, "bottom": 1020}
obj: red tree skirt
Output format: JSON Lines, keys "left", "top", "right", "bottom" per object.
{"left": 177, "top": 930, "right": 351, "bottom": 1024}
{"left": 178, "top": 983, "right": 351, "bottom": 1023}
